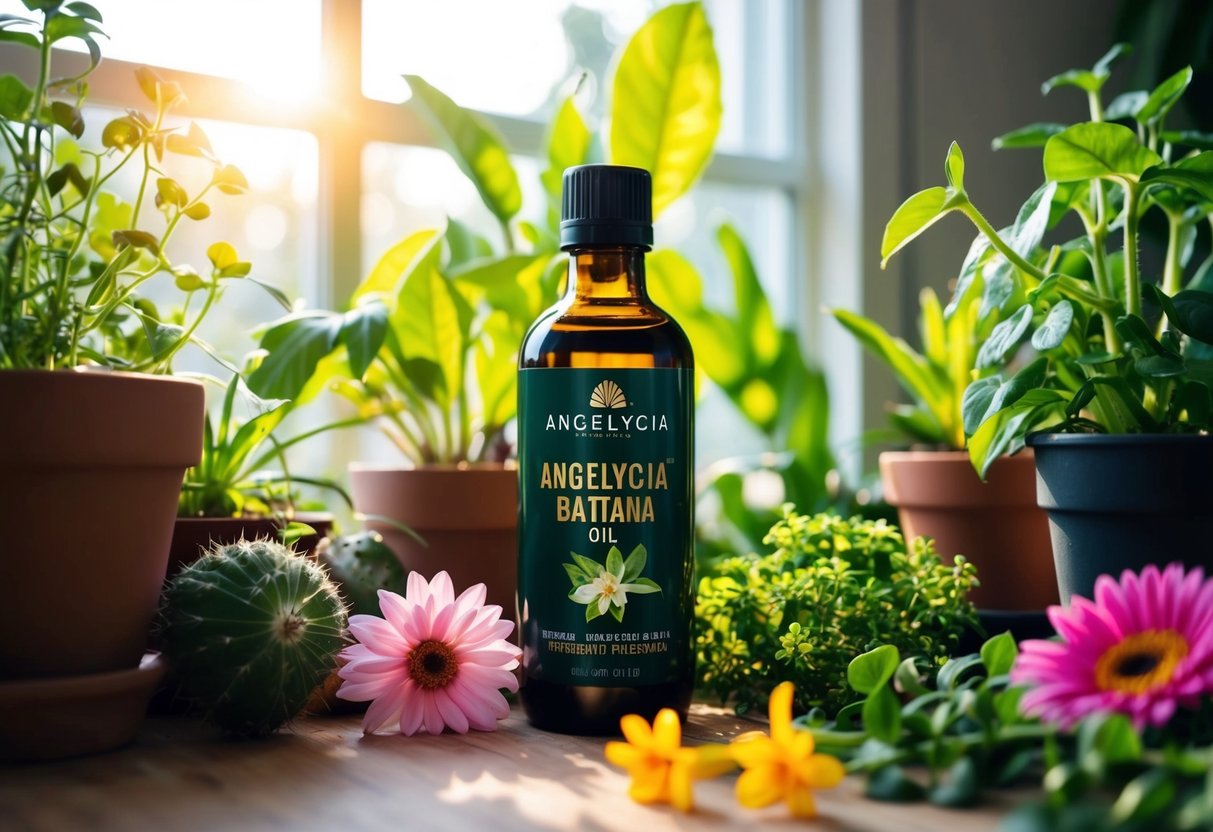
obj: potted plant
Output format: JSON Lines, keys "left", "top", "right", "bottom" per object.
{"left": 831, "top": 278, "right": 1057, "bottom": 611}
{"left": 170, "top": 371, "right": 360, "bottom": 577}
{"left": 248, "top": 2, "right": 728, "bottom": 615}
{"left": 0, "top": 3, "right": 256, "bottom": 759}
{"left": 880, "top": 43, "right": 1213, "bottom": 601}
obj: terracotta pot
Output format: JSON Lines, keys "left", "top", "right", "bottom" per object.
{"left": 348, "top": 463, "right": 518, "bottom": 615}
{"left": 167, "top": 513, "right": 333, "bottom": 578}
{"left": 880, "top": 450, "right": 1057, "bottom": 611}
{"left": 0, "top": 370, "right": 203, "bottom": 680}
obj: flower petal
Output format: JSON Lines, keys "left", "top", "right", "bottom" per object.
{"left": 433, "top": 687, "right": 470, "bottom": 734}
{"left": 361, "top": 683, "right": 407, "bottom": 734}
{"left": 406, "top": 571, "right": 430, "bottom": 605}
{"left": 669, "top": 761, "right": 694, "bottom": 813}
{"left": 571, "top": 584, "right": 600, "bottom": 604}
{"left": 731, "top": 736, "right": 778, "bottom": 768}
{"left": 429, "top": 571, "right": 456, "bottom": 606}
{"left": 736, "top": 766, "right": 784, "bottom": 809}
{"left": 799, "top": 754, "right": 845, "bottom": 789}
{"left": 620, "top": 714, "right": 653, "bottom": 748}
{"left": 398, "top": 683, "right": 425, "bottom": 736}
{"left": 769, "top": 681, "right": 795, "bottom": 745}
{"left": 652, "top": 709, "right": 682, "bottom": 752}
{"left": 786, "top": 787, "right": 818, "bottom": 819}
{"left": 422, "top": 692, "right": 446, "bottom": 735}
{"left": 605, "top": 741, "right": 647, "bottom": 769}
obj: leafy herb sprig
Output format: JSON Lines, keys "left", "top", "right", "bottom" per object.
{"left": 694, "top": 506, "right": 978, "bottom": 714}
{"left": 808, "top": 637, "right": 1213, "bottom": 830}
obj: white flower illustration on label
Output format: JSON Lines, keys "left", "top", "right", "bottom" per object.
{"left": 589, "top": 379, "right": 627, "bottom": 409}
{"left": 564, "top": 544, "right": 661, "bottom": 622}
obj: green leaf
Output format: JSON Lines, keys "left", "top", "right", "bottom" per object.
{"left": 1031, "top": 300, "right": 1073, "bottom": 350}
{"left": 606, "top": 545, "right": 624, "bottom": 579}
{"left": 1160, "top": 130, "right": 1213, "bottom": 151}
{"left": 976, "top": 304, "right": 1033, "bottom": 369}
{"left": 992, "top": 122, "right": 1065, "bottom": 151}
{"left": 404, "top": 75, "right": 521, "bottom": 226}
{"left": 627, "top": 578, "right": 661, "bottom": 594}
{"left": 622, "top": 544, "right": 647, "bottom": 583}
{"left": 648, "top": 248, "right": 744, "bottom": 386}
{"left": 979, "top": 631, "right": 1018, "bottom": 676}
{"left": 44, "top": 13, "right": 101, "bottom": 44}
{"left": 246, "top": 312, "right": 343, "bottom": 400}
{"left": 1147, "top": 286, "right": 1213, "bottom": 344}
{"left": 880, "top": 187, "right": 952, "bottom": 267}
{"left": 964, "top": 356, "right": 1049, "bottom": 436}
{"left": 717, "top": 222, "right": 779, "bottom": 367}
{"left": 865, "top": 765, "right": 926, "bottom": 803}
{"left": 50, "top": 100, "right": 84, "bottom": 138}
{"left": 832, "top": 308, "right": 942, "bottom": 408}
{"left": 0, "top": 73, "right": 33, "bottom": 120}
{"left": 569, "top": 552, "right": 602, "bottom": 578}
{"left": 396, "top": 237, "right": 472, "bottom": 407}
{"left": 1044, "top": 122, "right": 1162, "bottom": 183}
{"left": 944, "top": 141, "right": 965, "bottom": 191}
{"left": 1111, "top": 769, "right": 1176, "bottom": 825}
{"left": 1141, "top": 152, "right": 1213, "bottom": 203}
{"left": 563, "top": 562, "right": 590, "bottom": 587}
{"left": 929, "top": 757, "right": 980, "bottom": 808}
{"left": 339, "top": 301, "right": 388, "bottom": 379}
{"left": 848, "top": 644, "right": 900, "bottom": 695}
{"left": 1041, "top": 44, "right": 1130, "bottom": 95}
{"left": 968, "top": 388, "right": 1067, "bottom": 478}
{"left": 541, "top": 95, "right": 591, "bottom": 199}
{"left": 1006, "top": 181, "right": 1058, "bottom": 262}
{"left": 1104, "top": 90, "right": 1148, "bottom": 121}
{"left": 586, "top": 602, "right": 604, "bottom": 623}
{"left": 1136, "top": 66, "right": 1193, "bottom": 126}
{"left": 206, "top": 241, "right": 238, "bottom": 270}
{"left": 155, "top": 177, "right": 187, "bottom": 209}
{"left": 862, "top": 686, "right": 901, "bottom": 744}
{"left": 111, "top": 229, "right": 160, "bottom": 255}
{"left": 609, "top": 1, "right": 721, "bottom": 217}
{"left": 353, "top": 227, "right": 442, "bottom": 304}
{"left": 608, "top": 603, "right": 625, "bottom": 623}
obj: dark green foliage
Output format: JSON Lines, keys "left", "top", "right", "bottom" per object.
{"left": 694, "top": 507, "right": 979, "bottom": 715}
{"left": 160, "top": 538, "right": 347, "bottom": 737}
{"left": 317, "top": 530, "right": 407, "bottom": 616}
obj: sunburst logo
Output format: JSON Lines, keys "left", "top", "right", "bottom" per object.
{"left": 589, "top": 379, "right": 627, "bottom": 409}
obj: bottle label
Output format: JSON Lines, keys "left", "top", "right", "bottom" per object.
{"left": 517, "top": 367, "right": 694, "bottom": 687}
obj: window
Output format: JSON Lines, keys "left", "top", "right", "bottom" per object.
{"left": 0, "top": 0, "right": 808, "bottom": 477}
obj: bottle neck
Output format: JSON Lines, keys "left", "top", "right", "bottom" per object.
{"left": 565, "top": 246, "right": 649, "bottom": 303}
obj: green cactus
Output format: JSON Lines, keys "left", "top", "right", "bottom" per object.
{"left": 317, "top": 530, "right": 407, "bottom": 616}
{"left": 160, "top": 537, "right": 348, "bottom": 737}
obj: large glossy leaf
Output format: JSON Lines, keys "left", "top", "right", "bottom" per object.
{"left": 1031, "top": 300, "right": 1074, "bottom": 350}
{"left": 396, "top": 243, "right": 474, "bottom": 407}
{"left": 991, "top": 122, "right": 1065, "bottom": 151}
{"left": 880, "top": 187, "right": 951, "bottom": 267}
{"left": 352, "top": 228, "right": 442, "bottom": 305}
{"left": 475, "top": 311, "right": 518, "bottom": 431}
{"left": 1104, "top": 91, "right": 1148, "bottom": 121}
{"left": 541, "top": 96, "right": 592, "bottom": 199}
{"left": 340, "top": 301, "right": 388, "bottom": 380}
{"left": 831, "top": 308, "right": 944, "bottom": 410}
{"left": 717, "top": 222, "right": 779, "bottom": 366}
{"left": 648, "top": 248, "right": 743, "bottom": 386}
{"left": 1136, "top": 66, "right": 1192, "bottom": 126}
{"left": 247, "top": 312, "right": 343, "bottom": 400}
{"left": 609, "top": 1, "right": 721, "bottom": 217}
{"left": 968, "top": 389, "right": 1067, "bottom": 478}
{"left": 1043, "top": 123, "right": 1162, "bottom": 183}
{"left": 976, "top": 304, "right": 1033, "bottom": 369}
{"left": 404, "top": 75, "right": 521, "bottom": 226}
{"left": 1141, "top": 152, "right": 1213, "bottom": 203}
{"left": 451, "top": 254, "right": 547, "bottom": 324}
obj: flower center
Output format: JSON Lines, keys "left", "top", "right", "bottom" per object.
{"left": 599, "top": 574, "right": 619, "bottom": 596}
{"left": 1094, "top": 629, "right": 1188, "bottom": 695}
{"left": 408, "top": 639, "right": 459, "bottom": 690}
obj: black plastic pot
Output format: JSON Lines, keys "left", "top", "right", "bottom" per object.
{"left": 1029, "top": 433, "right": 1213, "bottom": 602}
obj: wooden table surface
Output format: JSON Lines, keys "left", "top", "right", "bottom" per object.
{"left": 0, "top": 704, "right": 1014, "bottom": 831}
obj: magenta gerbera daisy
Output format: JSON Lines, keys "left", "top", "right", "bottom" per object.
{"left": 1011, "top": 563, "right": 1213, "bottom": 730}
{"left": 336, "top": 571, "right": 521, "bottom": 735}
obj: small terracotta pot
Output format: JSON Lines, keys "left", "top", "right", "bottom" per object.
{"left": 348, "top": 463, "right": 518, "bottom": 615}
{"left": 167, "top": 513, "right": 334, "bottom": 578}
{"left": 0, "top": 370, "right": 203, "bottom": 680}
{"left": 880, "top": 450, "right": 1057, "bottom": 611}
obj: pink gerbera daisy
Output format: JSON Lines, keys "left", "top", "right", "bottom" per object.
{"left": 336, "top": 571, "right": 521, "bottom": 735}
{"left": 1011, "top": 563, "right": 1213, "bottom": 730}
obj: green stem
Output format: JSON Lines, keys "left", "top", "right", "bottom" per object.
{"left": 1161, "top": 212, "right": 1183, "bottom": 297}
{"left": 1087, "top": 90, "right": 1104, "bottom": 122}
{"left": 1123, "top": 184, "right": 1142, "bottom": 317}
{"left": 1088, "top": 230, "right": 1122, "bottom": 354}
{"left": 958, "top": 202, "right": 1049, "bottom": 284}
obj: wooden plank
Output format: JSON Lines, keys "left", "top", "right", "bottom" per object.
{"left": 0, "top": 705, "right": 1013, "bottom": 831}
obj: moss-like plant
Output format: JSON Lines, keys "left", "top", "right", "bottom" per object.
{"left": 695, "top": 507, "right": 978, "bottom": 714}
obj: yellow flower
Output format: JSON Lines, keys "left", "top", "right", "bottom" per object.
{"left": 730, "top": 682, "right": 846, "bottom": 817}
{"left": 604, "top": 708, "right": 736, "bottom": 812}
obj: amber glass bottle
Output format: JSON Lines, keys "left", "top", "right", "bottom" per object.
{"left": 517, "top": 165, "right": 695, "bottom": 735}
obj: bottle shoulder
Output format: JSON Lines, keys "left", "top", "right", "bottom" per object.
{"left": 520, "top": 299, "right": 694, "bottom": 369}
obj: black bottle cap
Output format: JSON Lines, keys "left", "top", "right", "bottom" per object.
{"left": 560, "top": 164, "right": 653, "bottom": 250}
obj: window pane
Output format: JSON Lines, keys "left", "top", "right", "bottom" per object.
{"left": 362, "top": 0, "right": 790, "bottom": 158}
{"left": 0, "top": 0, "right": 322, "bottom": 98}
